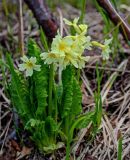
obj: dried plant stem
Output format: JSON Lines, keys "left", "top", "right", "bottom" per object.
{"left": 86, "top": 65, "right": 130, "bottom": 73}
{"left": 18, "top": 0, "right": 24, "bottom": 56}
{"left": 0, "top": 114, "right": 12, "bottom": 155}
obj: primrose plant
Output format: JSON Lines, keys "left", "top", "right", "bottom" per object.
{"left": 6, "top": 18, "right": 112, "bottom": 159}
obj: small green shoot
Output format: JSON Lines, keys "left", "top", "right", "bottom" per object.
{"left": 118, "top": 133, "right": 123, "bottom": 160}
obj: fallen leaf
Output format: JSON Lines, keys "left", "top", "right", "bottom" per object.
{"left": 11, "top": 140, "right": 21, "bottom": 152}
{"left": 16, "top": 146, "right": 32, "bottom": 160}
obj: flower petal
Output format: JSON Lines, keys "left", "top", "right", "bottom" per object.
{"left": 40, "top": 52, "right": 48, "bottom": 60}
{"left": 73, "top": 17, "right": 79, "bottom": 24}
{"left": 21, "top": 55, "right": 29, "bottom": 62}
{"left": 71, "top": 59, "right": 78, "bottom": 68}
{"left": 30, "top": 57, "right": 36, "bottom": 64}
{"left": 83, "top": 56, "right": 90, "bottom": 62}
{"left": 63, "top": 18, "right": 72, "bottom": 26}
{"left": 26, "top": 69, "right": 33, "bottom": 77}
{"left": 18, "top": 64, "right": 26, "bottom": 71}
{"left": 34, "top": 65, "right": 41, "bottom": 71}
{"left": 104, "top": 38, "right": 113, "bottom": 45}
{"left": 78, "top": 60, "right": 85, "bottom": 69}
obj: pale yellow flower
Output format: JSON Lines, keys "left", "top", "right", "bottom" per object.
{"left": 67, "top": 34, "right": 92, "bottom": 54}
{"left": 78, "top": 24, "right": 88, "bottom": 35}
{"left": 63, "top": 17, "right": 79, "bottom": 26}
{"left": 64, "top": 18, "right": 88, "bottom": 35}
{"left": 101, "top": 38, "right": 112, "bottom": 60}
{"left": 92, "top": 38, "right": 112, "bottom": 60}
{"left": 40, "top": 51, "right": 64, "bottom": 65}
{"left": 40, "top": 21, "right": 92, "bottom": 69}
{"left": 77, "top": 55, "right": 90, "bottom": 69}
{"left": 62, "top": 52, "right": 78, "bottom": 69}
{"left": 74, "top": 35, "right": 92, "bottom": 51}
{"left": 51, "top": 32, "right": 73, "bottom": 55}
{"left": 63, "top": 18, "right": 80, "bottom": 33}
{"left": 18, "top": 56, "right": 41, "bottom": 77}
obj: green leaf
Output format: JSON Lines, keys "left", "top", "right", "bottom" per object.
{"left": 27, "top": 39, "right": 49, "bottom": 119}
{"left": 71, "top": 77, "right": 82, "bottom": 116}
{"left": 56, "top": 84, "right": 63, "bottom": 104}
{"left": 26, "top": 117, "right": 60, "bottom": 154}
{"left": 93, "top": 93, "right": 102, "bottom": 127}
{"left": 61, "top": 66, "right": 74, "bottom": 118}
{"left": 40, "top": 27, "right": 49, "bottom": 51}
{"left": 69, "top": 112, "right": 95, "bottom": 140}
{"left": 43, "top": 142, "right": 64, "bottom": 154}
{"left": 45, "top": 116, "right": 59, "bottom": 137}
{"left": 27, "top": 39, "right": 41, "bottom": 58}
{"left": 118, "top": 134, "right": 123, "bottom": 160}
{"left": 6, "top": 54, "right": 31, "bottom": 121}
{"left": 61, "top": 66, "right": 82, "bottom": 118}
{"left": 61, "top": 66, "right": 83, "bottom": 139}
{"left": 25, "top": 118, "right": 42, "bottom": 129}
{"left": 34, "top": 64, "right": 49, "bottom": 119}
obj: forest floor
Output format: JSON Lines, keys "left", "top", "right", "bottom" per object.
{"left": 0, "top": 2, "right": 130, "bottom": 160}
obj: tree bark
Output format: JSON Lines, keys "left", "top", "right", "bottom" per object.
{"left": 24, "top": 0, "right": 58, "bottom": 40}
{"left": 97, "top": 0, "right": 130, "bottom": 41}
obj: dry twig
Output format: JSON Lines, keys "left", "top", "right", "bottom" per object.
{"left": 18, "top": 0, "right": 24, "bottom": 56}
{"left": 97, "top": 0, "right": 130, "bottom": 41}
{"left": 24, "top": 0, "right": 58, "bottom": 39}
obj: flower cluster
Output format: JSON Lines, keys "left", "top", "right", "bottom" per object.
{"left": 18, "top": 18, "right": 113, "bottom": 77}
{"left": 40, "top": 18, "right": 92, "bottom": 69}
